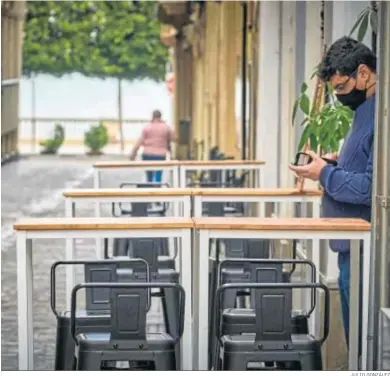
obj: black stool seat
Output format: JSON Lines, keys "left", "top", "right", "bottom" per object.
{"left": 221, "top": 333, "right": 319, "bottom": 351}
{"left": 72, "top": 282, "right": 185, "bottom": 371}
{"left": 214, "top": 282, "right": 329, "bottom": 371}
{"left": 222, "top": 309, "right": 308, "bottom": 335}
{"left": 157, "top": 256, "right": 175, "bottom": 270}
{"left": 77, "top": 332, "right": 175, "bottom": 351}
{"left": 60, "top": 309, "right": 110, "bottom": 325}
{"left": 51, "top": 259, "right": 150, "bottom": 371}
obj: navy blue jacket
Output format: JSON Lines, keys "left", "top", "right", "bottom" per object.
{"left": 319, "top": 94, "right": 375, "bottom": 252}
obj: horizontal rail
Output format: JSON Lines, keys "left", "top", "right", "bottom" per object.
{"left": 19, "top": 117, "right": 149, "bottom": 124}
{"left": 1, "top": 78, "right": 19, "bottom": 87}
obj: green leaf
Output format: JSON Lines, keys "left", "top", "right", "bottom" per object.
{"left": 298, "top": 125, "right": 312, "bottom": 151}
{"left": 349, "top": 8, "right": 369, "bottom": 37}
{"left": 299, "top": 94, "right": 311, "bottom": 116}
{"left": 357, "top": 12, "right": 370, "bottom": 42}
{"left": 300, "top": 82, "right": 308, "bottom": 94}
{"left": 292, "top": 98, "right": 300, "bottom": 125}
{"left": 370, "top": 9, "right": 378, "bottom": 34}
{"left": 309, "top": 133, "right": 318, "bottom": 151}
{"left": 310, "top": 68, "right": 319, "bottom": 80}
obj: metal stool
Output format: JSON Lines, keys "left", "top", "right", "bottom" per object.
{"left": 119, "top": 238, "right": 181, "bottom": 340}
{"left": 211, "top": 258, "right": 315, "bottom": 369}
{"left": 72, "top": 282, "right": 185, "bottom": 370}
{"left": 111, "top": 183, "right": 172, "bottom": 260}
{"left": 215, "top": 282, "right": 329, "bottom": 370}
{"left": 207, "top": 238, "right": 270, "bottom": 368}
{"left": 51, "top": 259, "right": 149, "bottom": 370}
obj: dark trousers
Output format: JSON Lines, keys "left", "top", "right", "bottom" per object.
{"left": 142, "top": 153, "right": 166, "bottom": 183}
{"left": 337, "top": 251, "right": 362, "bottom": 353}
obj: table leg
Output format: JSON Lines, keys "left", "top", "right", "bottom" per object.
{"left": 179, "top": 166, "right": 186, "bottom": 188}
{"left": 183, "top": 196, "right": 192, "bottom": 217}
{"left": 311, "top": 202, "right": 321, "bottom": 337}
{"left": 65, "top": 199, "right": 75, "bottom": 310}
{"left": 17, "top": 233, "right": 34, "bottom": 370}
{"left": 180, "top": 230, "right": 193, "bottom": 370}
{"left": 349, "top": 239, "right": 361, "bottom": 370}
{"left": 172, "top": 167, "right": 178, "bottom": 188}
{"left": 93, "top": 169, "right": 102, "bottom": 259}
{"left": 361, "top": 235, "right": 371, "bottom": 370}
{"left": 172, "top": 167, "right": 180, "bottom": 214}
{"left": 197, "top": 229, "right": 210, "bottom": 370}
{"left": 193, "top": 196, "right": 202, "bottom": 217}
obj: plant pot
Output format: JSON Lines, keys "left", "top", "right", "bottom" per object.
{"left": 86, "top": 150, "right": 103, "bottom": 156}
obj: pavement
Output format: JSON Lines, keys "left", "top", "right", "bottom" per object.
{"left": 1, "top": 156, "right": 164, "bottom": 370}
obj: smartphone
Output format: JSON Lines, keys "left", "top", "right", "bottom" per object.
{"left": 293, "top": 152, "right": 338, "bottom": 167}
{"left": 293, "top": 152, "right": 312, "bottom": 166}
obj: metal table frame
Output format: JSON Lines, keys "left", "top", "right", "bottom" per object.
{"left": 63, "top": 190, "right": 192, "bottom": 308}
{"left": 194, "top": 225, "right": 371, "bottom": 371}
{"left": 193, "top": 192, "right": 322, "bottom": 336}
{"left": 93, "top": 162, "right": 180, "bottom": 189}
{"left": 179, "top": 162, "right": 264, "bottom": 188}
{"left": 16, "top": 225, "right": 193, "bottom": 371}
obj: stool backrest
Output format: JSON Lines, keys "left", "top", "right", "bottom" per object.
{"left": 110, "top": 286, "right": 148, "bottom": 341}
{"left": 84, "top": 262, "right": 117, "bottom": 312}
{"left": 253, "top": 284, "right": 293, "bottom": 349}
{"left": 131, "top": 238, "right": 160, "bottom": 273}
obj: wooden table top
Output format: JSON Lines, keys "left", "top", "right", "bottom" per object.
{"left": 14, "top": 216, "right": 371, "bottom": 232}
{"left": 14, "top": 217, "right": 194, "bottom": 231}
{"left": 63, "top": 188, "right": 192, "bottom": 197}
{"left": 191, "top": 188, "right": 322, "bottom": 196}
{"left": 192, "top": 216, "right": 370, "bottom": 231}
{"left": 94, "top": 160, "right": 180, "bottom": 168}
{"left": 63, "top": 187, "right": 321, "bottom": 198}
{"left": 179, "top": 159, "right": 265, "bottom": 166}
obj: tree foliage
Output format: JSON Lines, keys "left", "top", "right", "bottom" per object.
{"left": 23, "top": 1, "right": 169, "bottom": 81}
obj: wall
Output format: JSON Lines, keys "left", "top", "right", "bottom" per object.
{"left": 190, "top": 2, "right": 240, "bottom": 159}
{"left": 1, "top": 1, "right": 26, "bottom": 160}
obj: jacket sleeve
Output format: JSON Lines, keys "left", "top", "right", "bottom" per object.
{"left": 319, "top": 141, "right": 373, "bottom": 206}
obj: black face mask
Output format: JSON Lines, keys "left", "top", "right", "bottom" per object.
{"left": 336, "top": 87, "right": 367, "bottom": 111}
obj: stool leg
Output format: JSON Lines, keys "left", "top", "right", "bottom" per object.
{"left": 159, "top": 239, "right": 169, "bottom": 256}
{"left": 154, "top": 352, "right": 177, "bottom": 370}
{"left": 113, "top": 238, "right": 129, "bottom": 257}
{"left": 161, "top": 287, "right": 180, "bottom": 338}
{"left": 222, "top": 351, "right": 249, "bottom": 370}
{"left": 76, "top": 351, "right": 102, "bottom": 370}
{"left": 208, "top": 258, "right": 219, "bottom": 369}
{"left": 299, "top": 350, "right": 323, "bottom": 370}
{"left": 54, "top": 320, "right": 76, "bottom": 370}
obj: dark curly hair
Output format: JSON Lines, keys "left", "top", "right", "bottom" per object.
{"left": 319, "top": 36, "right": 376, "bottom": 82}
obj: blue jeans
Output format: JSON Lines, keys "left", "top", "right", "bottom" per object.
{"left": 142, "top": 154, "right": 166, "bottom": 183}
{"left": 337, "top": 251, "right": 362, "bottom": 352}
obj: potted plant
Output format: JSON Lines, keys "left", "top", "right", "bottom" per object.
{"left": 84, "top": 122, "right": 109, "bottom": 155}
{"left": 40, "top": 123, "right": 65, "bottom": 154}
{"left": 293, "top": 3, "right": 377, "bottom": 153}
{"left": 293, "top": 82, "right": 353, "bottom": 153}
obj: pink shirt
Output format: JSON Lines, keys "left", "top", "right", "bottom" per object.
{"left": 133, "top": 121, "right": 174, "bottom": 156}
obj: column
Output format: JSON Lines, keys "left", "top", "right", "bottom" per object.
{"left": 255, "top": 1, "right": 281, "bottom": 188}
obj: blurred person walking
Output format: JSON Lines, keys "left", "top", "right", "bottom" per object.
{"left": 130, "top": 110, "right": 175, "bottom": 183}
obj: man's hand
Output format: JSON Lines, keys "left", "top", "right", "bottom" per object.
{"left": 322, "top": 152, "right": 338, "bottom": 160}
{"left": 289, "top": 150, "right": 328, "bottom": 182}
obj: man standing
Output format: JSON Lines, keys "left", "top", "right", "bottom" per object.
{"left": 130, "top": 110, "right": 176, "bottom": 183}
{"left": 289, "top": 36, "right": 376, "bottom": 348}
